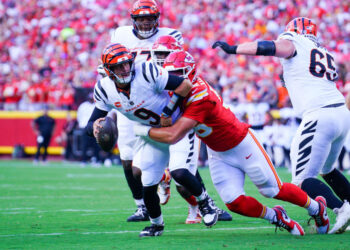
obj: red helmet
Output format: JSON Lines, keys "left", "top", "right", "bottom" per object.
{"left": 285, "top": 17, "right": 317, "bottom": 36}
{"left": 163, "top": 51, "right": 197, "bottom": 83}
{"left": 151, "top": 35, "right": 183, "bottom": 66}
{"left": 102, "top": 43, "right": 135, "bottom": 85}
{"left": 130, "top": 0, "right": 160, "bottom": 39}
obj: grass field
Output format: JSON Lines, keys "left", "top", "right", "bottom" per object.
{"left": 1, "top": 160, "right": 349, "bottom": 249}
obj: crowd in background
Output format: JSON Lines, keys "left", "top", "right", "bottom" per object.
{"left": 0, "top": 0, "right": 350, "bottom": 111}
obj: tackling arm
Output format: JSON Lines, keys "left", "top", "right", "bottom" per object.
{"left": 212, "top": 39, "right": 295, "bottom": 59}
{"left": 135, "top": 116, "right": 198, "bottom": 144}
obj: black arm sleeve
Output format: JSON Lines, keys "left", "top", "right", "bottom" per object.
{"left": 165, "top": 74, "right": 184, "bottom": 91}
{"left": 85, "top": 107, "right": 108, "bottom": 137}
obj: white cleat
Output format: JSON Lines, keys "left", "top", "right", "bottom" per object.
{"left": 158, "top": 168, "right": 171, "bottom": 205}
{"left": 185, "top": 204, "right": 202, "bottom": 224}
{"left": 329, "top": 201, "right": 350, "bottom": 234}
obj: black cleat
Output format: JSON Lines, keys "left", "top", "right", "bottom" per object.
{"left": 217, "top": 208, "right": 233, "bottom": 221}
{"left": 127, "top": 205, "right": 149, "bottom": 222}
{"left": 208, "top": 197, "right": 232, "bottom": 221}
{"left": 139, "top": 224, "right": 164, "bottom": 237}
{"left": 198, "top": 197, "right": 218, "bottom": 227}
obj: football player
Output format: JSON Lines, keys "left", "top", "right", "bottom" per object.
{"left": 97, "top": 0, "right": 185, "bottom": 222}
{"left": 213, "top": 17, "right": 350, "bottom": 234}
{"left": 151, "top": 35, "right": 232, "bottom": 223}
{"left": 134, "top": 50, "right": 330, "bottom": 236}
{"left": 87, "top": 43, "right": 218, "bottom": 237}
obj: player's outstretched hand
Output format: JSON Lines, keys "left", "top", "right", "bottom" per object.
{"left": 133, "top": 124, "right": 151, "bottom": 137}
{"left": 212, "top": 41, "right": 237, "bottom": 54}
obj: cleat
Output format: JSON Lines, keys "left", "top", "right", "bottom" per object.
{"left": 198, "top": 197, "right": 218, "bottom": 227}
{"left": 329, "top": 200, "right": 350, "bottom": 234}
{"left": 127, "top": 205, "right": 149, "bottom": 222}
{"left": 185, "top": 205, "right": 202, "bottom": 224}
{"left": 312, "top": 196, "right": 329, "bottom": 234}
{"left": 139, "top": 224, "right": 164, "bottom": 237}
{"left": 158, "top": 168, "right": 171, "bottom": 205}
{"left": 272, "top": 205, "right": 304, "bottom": 236}
{"left": 217, "top": 208, "right": 233, "bottom": 221}
{"left": 208, "top": 196, "right": 232, "bottom": 221}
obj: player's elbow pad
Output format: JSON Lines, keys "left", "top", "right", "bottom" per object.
{"left": 256, "top": 41, "right": 276, "bottom": 56}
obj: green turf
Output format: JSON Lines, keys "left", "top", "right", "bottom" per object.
{"left": 0, "top": 160, "right": 349, "bottom": 249}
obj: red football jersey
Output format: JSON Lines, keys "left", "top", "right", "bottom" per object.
{"left": 182, "top": 76, "right": 250, "bottom": 152}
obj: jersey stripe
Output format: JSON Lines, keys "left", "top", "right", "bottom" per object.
{"left": 142, "top": 62, "right": 150, "bottom": 83}
{"left": 149, "top": 62, "right": 156, "bottom": 82}
{"left": 93, "top": 88, "right": 102, "bottom": 102}
{"left": 169, "top": 30, "right": 178, "bottom": 35}
{"left": 152, "top": 62, "right": 159, "bottom": 77}
{"left": 248, "top": 130, "right": 282, "bottom": 189}
{"left": 97, "top": 80, "right": 108, "bottom": 100}
{"left": 186, "top": 89, "right": 209, "bottom": 106}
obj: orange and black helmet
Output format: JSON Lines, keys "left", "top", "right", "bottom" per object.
{"left": 102, "top": 43, "right": 135, "bottom": 85}
{"left": 130, "top": 0, "right": 160, "bottom": 39}
{"left": 285, "top": 17, "right": 317, "bottom": 36}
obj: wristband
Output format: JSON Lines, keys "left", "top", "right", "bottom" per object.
{"left": 134, "top": 124, "right": 151, "bottom": 137}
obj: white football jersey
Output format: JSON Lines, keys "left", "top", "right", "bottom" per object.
{"left": 111, "top": 26, "right": 184, "bottom": 65}
{"left": 278, "top": 32, "right": 344, "bottom": 117}
{"left": 246, "top": 102, "right": 269, "bottom": 126}
{"left": 94, "top": 60, "right": 180, "bottom": 126}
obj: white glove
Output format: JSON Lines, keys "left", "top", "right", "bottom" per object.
{"left": 97, "top": 64, "right": 107, "bottom": 77}
{"left": 134, "top": 124, "right": 151, "bottom": 137}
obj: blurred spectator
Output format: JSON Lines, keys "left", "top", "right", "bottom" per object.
{"left": 77, "top": 93, "right": 100, "bottom": 166}
{"left": 31, "top": 106, "right": 56, "bottom": 163}
{"left": 0, "top": 0, "right": 349, "bottom": 112}
{"left": 55, "top": 112, "right": 78, "bottom": 161}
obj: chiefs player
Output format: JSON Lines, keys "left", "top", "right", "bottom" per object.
{"left": 134, "top": 50, "right": 330, "bottom": 236}
{"left": 213, "top": 17, "right": 350, "bottom": 234}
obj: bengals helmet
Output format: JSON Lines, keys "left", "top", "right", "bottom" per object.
{"left": 163, "top": 51, "right": 197, "bottom": 83}
{"left": 285, "top": 17, "right": 317, "bottom": 36}
{"left": 102, "top": 43, "right": 135, "bottom": 85}
{"left": 151, "top": 35, "right": 183, "bottom": 66}
{"left": 130, "top": 0, "right": 160, "bottom": 39}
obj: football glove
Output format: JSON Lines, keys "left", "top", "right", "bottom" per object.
{"left": 134, "top": 124, "right": 151, "bottom": 137}
{"left": 212, "top": 41, "right": 237, "bottom": 54}
{"left": 97, "top": 64, "right": 107, "bottom": 77}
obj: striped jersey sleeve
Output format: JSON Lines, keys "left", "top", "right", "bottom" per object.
{"left": 93, "top": 79, "right": 110, "bottom": 111}
{"left": 140, "top": 61, "right": 169, "bottom": 92}
{"left": 277, "top": 31, "right": 296, "bottom": 41}
{"left": 168, "top": 29, "right": 184, "bottom": 45}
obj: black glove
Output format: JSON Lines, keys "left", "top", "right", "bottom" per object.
{"left": 212, "top": 41, "right": 237, "bottom": 54}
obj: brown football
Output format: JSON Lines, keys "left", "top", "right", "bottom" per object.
{"left": 96, "top": 117, "right": 118, "bottom": 152}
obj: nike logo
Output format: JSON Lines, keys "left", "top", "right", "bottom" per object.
{"left": 245, "top": 153, "right": 252, "bottom": 160}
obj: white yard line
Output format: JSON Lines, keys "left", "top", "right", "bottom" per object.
{"left": 0, "top": 226, "right": 275, "bottom": 237}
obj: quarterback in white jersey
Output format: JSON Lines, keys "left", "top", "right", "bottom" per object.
{"left": 98, "top": 0, "right": 184, "bottom": 223}
{"left": 87, "top": 43, "right": 218, "bottom": 237}
{"left": 213, "top": 17, "right": 350, "bottom": 234}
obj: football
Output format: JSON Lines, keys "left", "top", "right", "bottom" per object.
{"left": 96, "top": 117, "right": 118, "bottom": 152}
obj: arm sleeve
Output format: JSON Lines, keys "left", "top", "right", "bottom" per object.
{"left": 164, "top": 75, "right": 184, "bottom": 91}
{"left": 85, "top": 107, "right": 109, "bottom": 137}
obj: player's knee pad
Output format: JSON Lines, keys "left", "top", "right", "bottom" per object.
{"left": 258, "top": 186, "right": 280, "bottom": 198}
